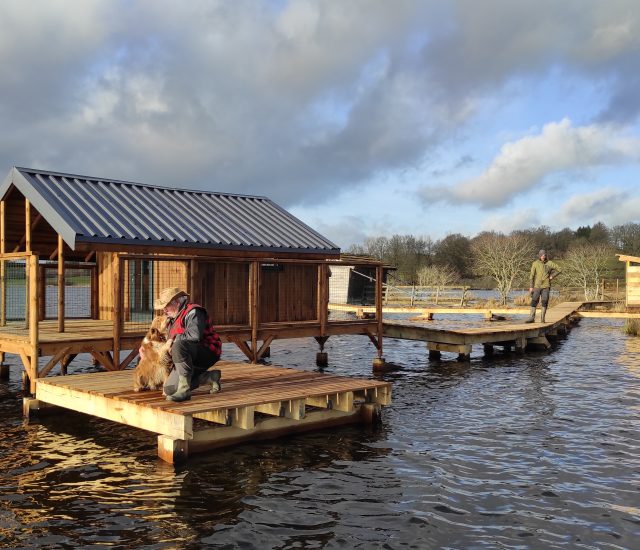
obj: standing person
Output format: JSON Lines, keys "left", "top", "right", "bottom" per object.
{"left": 154, "top": 287, "right": 222, "bottom": 402}
{"left": 525, "top": 249, "right": 561, "bottom": 323}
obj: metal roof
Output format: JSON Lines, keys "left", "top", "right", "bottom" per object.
{"left": 0, "top": 167, "right": 340, "bottom": 255}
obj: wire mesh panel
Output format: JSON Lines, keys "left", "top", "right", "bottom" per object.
{"left": 328, "top": 264, "right": 379, "bottom": 321}
{"left": 42, "top": 264, "right": 93, "bottom": 319}
{"left": 1, "top": 260, "right": 27, "bottom": 324}
{"left": 123, "top": 258, "right": 189, "bottom": 333}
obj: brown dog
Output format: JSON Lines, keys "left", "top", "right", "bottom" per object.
{"left": 133, "top": 315, "right": 173, "bottom": 392}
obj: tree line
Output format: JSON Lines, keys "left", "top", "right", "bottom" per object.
{"left": 347, "top": 222, "right": 640, "bottom": 304}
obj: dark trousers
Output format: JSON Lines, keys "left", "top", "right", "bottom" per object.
{"left": 164, "top": 340, "right": 220, "bottom": 394}
{"left": 530, "top": 287, "right": 550, "bottom": 308}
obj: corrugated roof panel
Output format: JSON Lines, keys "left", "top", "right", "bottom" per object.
{"left": 6, "top": 167, "right": 339, "bottom": 255}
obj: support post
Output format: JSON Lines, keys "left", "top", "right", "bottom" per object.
{"left": 0, "top": 351, "right": 8, "bottom": 379}
{"left": 24, "top": 200, "right": 31, "bottom": 329}
{"left": 113, "top": 255, "right": 122, "bottom": 369}
{"left": 189, "top": 259, "right": 198, "bottom": 304}
{"left": 375, "top": 265, "right": 384, "bottom": 360}
{"left": 58, "top": 235, "right": 65, "bottom": 332}
{"left": 29, "top": 254, "right": 39, "bottom": 394}
{"left": 318, "top": 263, "right": 328, "bottom": 337}
{"left": 249, "top": 261, "right": 259, "bottom": 363}
{"left": 0, "top": 200, "right": 5, "bottom": 327}
{"left": 91, "top": 264, "right": 98, "bottom": 319}
{"left": 25, "top": 199, "right": 31, "bottom": 253}
{"left": 158, "top": 435, "right": 189, "bottom": 464}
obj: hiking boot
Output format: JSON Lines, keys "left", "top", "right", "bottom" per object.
{"left": 198, "top": 369, "right": 222, "bottom": 394}
{"left": 166, "top": 374, "right": 191, "bottom": 402}
{"left": 524, "top": 307, "right": 536, "bottom": 323}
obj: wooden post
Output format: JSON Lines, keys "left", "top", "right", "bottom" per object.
{"left": 318, "top": 264, "right": 328, "bottom": 337}
{"left": 626, "top": 262, "right": 630, "bottom": 307}
{"left": 38, "top": 265, "right": 46, "bottom": 321}
{"left": 113, "top": 255, "right": 122, "bottom": 369}
{"left": 249, "top": 261, "right": 259, "bottom": 362}
{"left": 29, "top": 254, "right": 39, "bottom": 393}
{"left": 25, "top": 199, "right": 31, "bottom": 253}
{"left": 189, "top": 259, "right": 198, "bottom": 304}
{"left": 24, "top": 200, "right": 31, "bottom": 329}
{"left": 91, "top": 264, "right": 98, "bottom": 319}
{"left": 57, "top": 235, "right": 65, "bottom": 332}
{"left": 0, "top": 200, "right": 5, "bottom": 326}
{"left": 376, "top": 265, "right": 384, "bottom": 359}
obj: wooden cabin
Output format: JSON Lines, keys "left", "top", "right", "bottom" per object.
{"left": 617, "top": 254, "right": 640, "bottom": 309}
{"left": 0, "top": 167, "right": 384, "bottom": 392}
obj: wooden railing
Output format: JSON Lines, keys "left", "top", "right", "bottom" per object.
{"left": 383, "top": 285, "right": 470, "bottom": 306}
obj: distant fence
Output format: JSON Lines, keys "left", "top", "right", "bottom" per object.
{"left": 383, "top": 285, "right": 470, "bottom": 306}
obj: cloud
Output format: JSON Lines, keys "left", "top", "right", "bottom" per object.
{"left": 481, "top": 208, "right": 541, "bottom": 234}
{"left": 418, "top": 119, "right": 640, "bottom": 208}
{"left": 555, "top": 187, "right": 640, "bottom": 227}
{"left": 0, "top": 0, "right": 640, "bottom": 211}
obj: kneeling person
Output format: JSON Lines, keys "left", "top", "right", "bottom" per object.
{"left": 154, "top": 287, "right": 222, "bottom": 402}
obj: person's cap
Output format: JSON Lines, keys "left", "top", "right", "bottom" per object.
{"left": 154, "top": 287, "right": 188, "bottom": 309}
{"left": 538, "top": 249, "right": 547, "bottom": 257}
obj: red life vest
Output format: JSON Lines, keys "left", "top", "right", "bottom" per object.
{"left": 169, "top": 303, "right": 222, "bottom": 356}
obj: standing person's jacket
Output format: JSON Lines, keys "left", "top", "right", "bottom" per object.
{"left": 529, "top": 259, "right": 561, "bottom": 289}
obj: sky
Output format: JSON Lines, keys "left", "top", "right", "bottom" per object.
{"left": 1, "top": 0, "right": 639, "bottom": 249}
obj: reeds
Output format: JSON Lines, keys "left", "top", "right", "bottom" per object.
{"left": 623, "top": 318, "right": 640, "bottom": 336}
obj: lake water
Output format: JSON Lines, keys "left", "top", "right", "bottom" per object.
{"left": 0, "top": 315, "right": 639, "bottom": 548}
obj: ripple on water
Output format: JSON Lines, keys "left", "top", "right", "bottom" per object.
{"left": 0, "top": 318, "right": 638, "bottom": 548}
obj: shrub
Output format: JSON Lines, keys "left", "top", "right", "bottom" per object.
{"left": 623, "top": 319, "right": 640, "bottom": 336}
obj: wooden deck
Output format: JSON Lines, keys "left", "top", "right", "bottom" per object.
{"left": 0, "top": 318, "right": 379, "bottom": 393}
{"left": 25, "top": 360, "right": 391, "bottom": 463}
{"left": 383, "top": 301, "right": 584, "bottom": 359}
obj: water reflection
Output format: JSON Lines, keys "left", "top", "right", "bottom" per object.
{"left": 1, "top": 398, "right": 394, "bottom": 548}
{"left": 0, "top": 321, "right": 639, "bottom": 548}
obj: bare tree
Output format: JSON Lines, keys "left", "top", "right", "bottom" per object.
{"left": 563, "top": 243, "right": 615, "bottom": 300}
{"left": 471, "top": 233, "right": 534, "bottom": 305}
{"left": 417, "top": 265, "right": 459, "bottom": 288}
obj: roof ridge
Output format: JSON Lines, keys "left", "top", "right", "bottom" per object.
{"left": 14, "top": 166, "right": 270, "bottom": 201}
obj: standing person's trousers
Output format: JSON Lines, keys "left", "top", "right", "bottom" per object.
{"left": 530, "top": 287, "right": 550, "bottom": 308}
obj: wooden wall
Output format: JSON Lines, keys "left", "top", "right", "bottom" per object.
{"left": 260, "top": 264, "right": 317, "bottom": 323}
{"left": 98, "top": 257, "right": 322, "bottom": 326}
{"left": 97, "top": 252, "right": 116, "bottom": 320}
{"left": 627, "top": 264, "right": 640, "bottom": 306}
{"left": 198, "top": 261, "right": 249, "bottom": 326}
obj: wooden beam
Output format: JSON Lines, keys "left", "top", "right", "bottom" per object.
{"left": 318, "top": 264, "right": 328, "bottom": 336}
{"left": 35, "top": 381, "right": 193, "bottom": 440}
{"left": 233, "top": 406, "right": 255, "bottom": 430}
{"left": 113, "top": 255, "right": 122, "bottom": 368}
{"left": 58, "top": 235, "right": 65, "bottom": 333}
{"left": 14, "top": 209, "right": 44, "bottom": 253}
{"left": 119, "top": 347, "right": 139, "bottom": 370}
{"left": 84, "top": 251, "right": 95, "bottom": 262}
{"left": 232, "top": 339, "right": 253, "bottom": 361}
{"left": 91, "top": 264, "right": 98, "bottom": 319}
{"left": 189, "top": 259, "right": 196, "bottom": 303}
{"left": 376, "top": 265, "right": 384, "bottom": 358}
{"left": 0, "top": 200, "right": 4, "bottom": 326}
{"left": 158, "top": 435, "right": 189, "bottom": 464}
{"left": 39, "top": 347, "right": 72, "bottom": 378}
{"left": 29, "top": 255, "right": 39, "bottom": 394}
{"left": 365, "top": 329, "right": 380, "bottom": 350}
{"left": 90, "top": 350, "right": 115, "bottom": 371}
{"left": 256, "top": 335, "right": 274, "bottom": 361}
{"left": 249, "top": 261, "right": 259, "bottom": 363}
